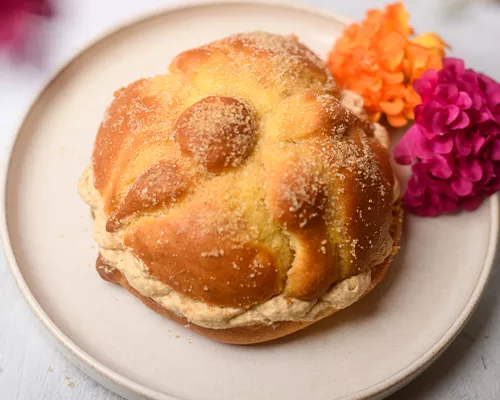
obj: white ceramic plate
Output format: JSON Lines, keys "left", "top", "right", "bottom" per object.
{"left": 1, "top": 1, "right": 498, "bottom": 399}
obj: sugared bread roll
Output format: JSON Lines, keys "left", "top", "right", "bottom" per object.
{"left": 79, "top": 32, "right": 402, "bottom": 344}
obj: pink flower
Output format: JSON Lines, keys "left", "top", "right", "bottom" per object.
{"left": 394, "top": 57, "right": 500, "bottom": 216}
{"left": 0, "top": 0, "right": 53, "bottom": 55}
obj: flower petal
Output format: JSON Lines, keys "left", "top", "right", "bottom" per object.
{"left": 457, "top": 91, "right": 472, "bottom": 109}
{"left": 458, "top": 158, "right": 483, "bottom": 182}
{"left": 478, "top": 107, "right": 495, "bottom": 123}
{"left": 431, "top": 134, "right": 454, "bottom": 154}
{"left": 380, "top": 70, "right": 405, "bottom": 84}
{"left": 451, "top": 175, "right": 474, "bottom": 196}
{"left": 454, "top": 130, "right": 473, "bottom": 156}
{"left": 427, "top": 155, "right": 453, "bottom": 179}
{"left": 380, "top": 98, "right": 405, "bottom": 115}
{"left": 435, "top": 84, "right": 459, "bottom": 104}
{"left": 445, "top": 105, "right": 460, "bottom": 124}
{"left": 449, "top": 111, "right": 470, "bottom": 130}
{"left": 387, "top": 114, "right": 408, "bottom": 127}
{"left": 385, "top": 2, "right": 413, "bottom": 36}
{"left": 412, "top": 32, "right": 448, "bottom": 56}
{"left": 413, "top": 70, "right": 438, "bottom": 100}
{"left": 430, "top": 110, "right": 447, "bottom": 134}
{"left": 443, "top": 58, "right": 465, "bottom": 77}
{"left": 491, "top": 140, "right": 500, "bottom": 161}
{"left": 406, "top": 173, "right": 426, "bottom": 198}
{"left": 394, "top": 125, "right": 421, "bottom": 164}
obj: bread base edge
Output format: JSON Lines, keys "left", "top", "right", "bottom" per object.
{"left": 96, "top": 203, "right": 403, "bottom": 344}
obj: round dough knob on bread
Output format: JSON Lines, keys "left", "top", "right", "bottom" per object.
{"left": 175, "top": 96, "right": 256, "bottom": 171}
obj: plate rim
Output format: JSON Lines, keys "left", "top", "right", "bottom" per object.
{"left": 0, "top": 1, "right": 497, "bottom": 399}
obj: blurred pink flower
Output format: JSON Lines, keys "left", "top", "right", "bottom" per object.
{"left": 394, "top": 58, "right": 500, "bottom": 216}
{"left": 0, "top": 0, "right": 53, "bottom": 53}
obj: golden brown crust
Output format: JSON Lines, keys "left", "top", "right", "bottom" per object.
{"left": 87, "top": 32, "right": 399, "bottom": 321}
{"left": 124, "top": 206, "right": 283, "bottom": 307}
{"left": 169, "top": 33, "right": 337, "bottom": 94}
{"left": 96, "top": 203, "right": 402, "bottom": 345}
{"left": 92, "top": 77, "right": 186, "bottom": 214}
{"left": 175, "top": 96, "right": 256, "bottom": 172}
{"left": 106, "top": 159, "right": 193, "bottom": 231}
{"left": 334, "top": 129, "right": 395, "bottom": 276}
{"left": 267, "top": 160, "right": 338, "bottom": 300}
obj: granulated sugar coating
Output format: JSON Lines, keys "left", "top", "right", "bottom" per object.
{"left": 78, "top": 32, "right": 401, "bottom": 335}
{"left": 175, "top": 96, "right": 256, "bottom": 171}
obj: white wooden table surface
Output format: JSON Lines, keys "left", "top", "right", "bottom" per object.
{"left": 1, "top": 0, "right": 500, "bottom": 399}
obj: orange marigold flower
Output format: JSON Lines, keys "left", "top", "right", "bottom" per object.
{"left": 327, "top": 2, "right": 448, "bottom": 127}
